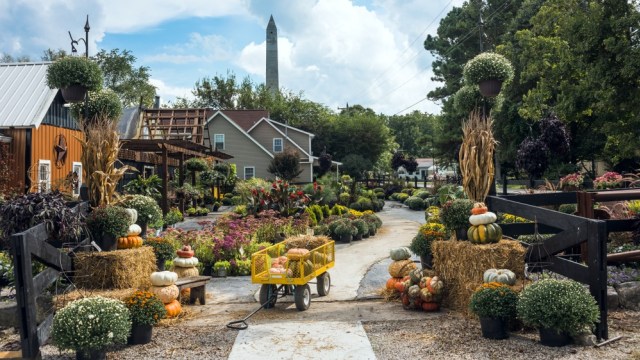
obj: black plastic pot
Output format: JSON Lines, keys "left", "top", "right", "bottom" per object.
{"left": 538, "top": 328, "right": 572, "bottom": 347}
{"left": 420, "top": 254, "right": 433, "bottom": 270}
{"left": 479, "top": 317, "right": 509, "bottom": 340}
{"left": 128, "top": 324, "right": 153, "bottom": 345}
{"left": 76, "top": 349, "right": 106, "bottom": 360}
{"left": 478, "top": 79, "right": 503, "bottom": 97}
{"left": 62, "top": 84, "right": 88, "bottom": 103}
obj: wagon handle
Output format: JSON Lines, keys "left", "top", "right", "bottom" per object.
{"left": 226, "top": 285, "right": 282, "bottom": 330}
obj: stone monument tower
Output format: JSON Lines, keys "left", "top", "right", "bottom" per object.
{"left": 266, "top": 15, "right": 279, "bottom": 95}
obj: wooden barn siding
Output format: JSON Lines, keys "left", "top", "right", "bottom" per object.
{"left": 2, "top": 129, "right": 27, "bottom": 192}
{"left": 30, "top": 125, "right": 84, "bottom": 192}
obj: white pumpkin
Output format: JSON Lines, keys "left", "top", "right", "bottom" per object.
{"left": 173, "top": 256, "right": 199, "bottom": 268}
{"left": 172, "top": 266, "right": 199, "bottom": 278}
{"left": 150, "top": 271, "right": 178, "bottom": 286}
{"left": 150, "top": 284, "right": 179, "bottom": 303}
{"left": 124, "top": 208, "right": 138, "bottom": 225}
{"left": 483, "top": 268, "right": 516, "bottom": 285}
{"left": 469, "top": 211, "right": 497, "bottom": 226}
{"left": 127, "top": 224, "right": 142, "bottom": 236}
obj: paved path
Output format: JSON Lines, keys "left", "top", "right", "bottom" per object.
{"left": 211, "top": 203, "right": 424, "bottom": 358}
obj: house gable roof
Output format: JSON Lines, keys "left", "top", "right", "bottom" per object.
{"left": 247, "top": 117, "right": 311, "bottom": 158}
{"left": 220, "top": 110, "right": 269, "bottom": 131}
{"left": 207, "top": 110, "right": 274, "bottom": 158}
{"left": 268, "top": 119, "right": 315, "bottom": 138}
{"left": 0, "top": 62, "right": 58, "bottom": 128}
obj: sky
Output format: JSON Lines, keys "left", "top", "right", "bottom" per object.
{"left": 0, "top": 0, "right": 466, "bottom": 115}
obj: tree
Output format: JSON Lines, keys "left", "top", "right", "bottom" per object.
{"left": 92, "top": 49, "right": 156, "bottom": 107}
{"left": 516, "top": 137, "right": 549, "bottom": 187}
{"left": 340, "top": 154, "right": 372, "bottom": 180}
{"left": 391, "top": 151, "right": 406, "bottom": 171}
{"left": 317, "top": 151, "right": 333, "bottom": 177}
{"left": 386, "top": 111, "right": 436, "bottom": 157}
{"left": 267, "top": 148, "right": 303, "bottom": 181}
{"left": 404, "top": 156, "right": 419, "bottom": 174}
{"left": 0, "top": 53, "right": 31, "bottom": 62}
{"left": 41, "top": 48, "right": 68, "bottom": 61}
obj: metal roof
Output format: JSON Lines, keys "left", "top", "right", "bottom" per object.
{"left": 0, "top": 62, "right": 58, "bottom": 128}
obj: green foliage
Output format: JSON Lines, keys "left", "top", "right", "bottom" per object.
{"left": 410, "top": 222, "right": 446, "bottom": 257}
{"left": 413, "top": 190, "right": 430, "bottom": 200}
{"left": 440, "top": 199, "right": 474, "bottom": 231}
{"left": 174, "top": 183, "right": 201, "bottom": 203}
{"left": 120, "top": 195, "right": 163, "bottom": 227}
{"left": 338, "top": 192, "right": 351, "bottom": 205}
{"left": 463, "top": 52, "right": 514, "bottom": 84}
{"left": 395, "top": 193, "right": 410, "bottom": 202}
{"left": 234, "top": 259, "right": 251, "bottom": 276}
{"left": 436, "top": 184, "right": 466, "bottom": 206}
{"left": 0, "top": 191, "right": 85, "bottom": 248}
{"left": 213, "top": 260, "right": 231, "bottom": 271}
{"left": 123, "top": 290, "right": 167, "bottom": 326}
{"left": 332, "top": 218, "right": 357, "bottom": 236}
{"left": 234, "top": 205, "right": 248, "bottom": 216}
{"left": 322, "top": 204, "right": 331, "bottom": 218}
{"left": 46, "top": 56, "right": 103, "bottom": 91}
{"left": 425, "top": 206, "right": 441, "bottom": 223}
{"left": 517, "top": 279, "right": 599, "bottom": 335}
{"left": 144, "top": 237, "right": 175, "bottom": 262}
{"left": 352, "top": 219, "right": 369, "bottom": 236}
{"left": 71, "top": 89, "right": 123, "bottom": 121}
{"left": 124, "top": 174, "right": 162, "bottom": 200}
{"left": 267, "top": 147, "right": 303, "bottom": 181}
{"left": 185, "top": 157, "right": 209, "bottom": 173}
{"left": 52, "top": 297, "right": 131, "bottom": 352}
{"left": 0, "top": 251, "right": 14, "bottom": 288}
{"left": 558, "top": 204, "right": 577, "bottom": 214}
{"left": 469, "top": 282, "right": 518, "bottom": 319}
{"left": 305, "top": 207, "right": 318, "bottom": 227}
{"left": 93, "top": 49, "right": 156, "bottom": 107}
{"left": 164, "top": 207, "right": 184, "bottom": 226}
{"left": 404, "top": 196, "right": 425, "bottom": 211}
{"left": 86, "top": 205, "right": 130, "bottom": 239}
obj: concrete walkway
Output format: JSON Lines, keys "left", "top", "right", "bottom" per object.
{"left": 211, "top": 203, "right": 424, "bottom": 359}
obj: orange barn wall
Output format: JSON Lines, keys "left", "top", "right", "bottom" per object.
{"left": 30, "top": 124, "right": 84, "bottom": 192}
{"left": 2, "top": 128, "right": 27, "bottom": 192}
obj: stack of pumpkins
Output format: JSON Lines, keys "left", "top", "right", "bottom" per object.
{"left": 467, "top": 202, "right": 503, "bottom": 244}
{"left": 150, "top": 271, "right": 182, "bottom": 318}
{"left": 396, "top": 268, "right": 445, "bottom": 312}
{"left": 386, "top": 247, "right": 417, "bottom": 289}
{"left": 118, "top": 209, "right": 144, "bottom": 249}
{"left": 171, "top": 245, "right": 199, "bottom": 278}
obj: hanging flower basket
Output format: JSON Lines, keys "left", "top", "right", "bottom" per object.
{"left": 61, "top": 84, "right": 88, "bottom": 103}
{"left": 478, "top": 79, "right": 503, "bottom": 98}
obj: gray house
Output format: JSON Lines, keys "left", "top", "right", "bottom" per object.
{"left": 204, "top": 110, "right": 315, "bottom": 182}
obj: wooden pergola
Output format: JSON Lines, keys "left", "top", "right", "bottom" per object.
{"left": 119, "top": 139, "right": 232, "bottom": 215}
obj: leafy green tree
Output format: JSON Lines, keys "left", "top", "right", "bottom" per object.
{"left": 386, "top": 111, "right": 436, "bottom": 157}
{"left": 341, "top": 154, "right": 372, "bottom": 180}
{"left": 41, "top": 49, "right": 68, "bottom": 61}
{"left": 92, "top": 49, "right": 156, "bottom": 107}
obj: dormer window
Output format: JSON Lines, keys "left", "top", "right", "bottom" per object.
{"left": 273, "top": 138, "right": 283, "bottom": 153}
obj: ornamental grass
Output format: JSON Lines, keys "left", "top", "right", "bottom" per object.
{"left": 432, "top": 239, "right": 525, "bottom": 314}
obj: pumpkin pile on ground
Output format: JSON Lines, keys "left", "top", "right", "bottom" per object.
{"left": 397, "top": 268, "right": 445, "bottom": 312}
{"left": 118, "top": 209, "right": 143, "bottom": 249}
{"left": 150, "top": 271, "right": 182, "bottom": 317}
{"left": 386, "top": 247, "right": 417, "bottom": 294}
{"left": 467, "top": 202, "right": 502, "bottom": 244}
{"left": 171, "top": 245, "right": 199, "bottom": 278}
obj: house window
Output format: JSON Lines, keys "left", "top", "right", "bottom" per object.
{"left": 72, "top": 162, "right": 82, "bottom": 197}
{"left": 143, "top": 166, "right": 155, "bottom": 178}
{"left": 38, "top": 160, "right": 51, "bottom": 193}
{"left": 273, "top": 138, "right": 283, "bottom": 153}
{"left": 214, "top": 134, "right": 225, "bottom": 150}
{"left": 244, "top": 166, "right": 255, "bottom": 180}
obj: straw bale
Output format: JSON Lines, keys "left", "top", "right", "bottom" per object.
{"left": 431, "top": 239, "right": 525, "bottom": 314}
{"left": 54, "top": 288, "right": 137, "bottom": 310}
{"left": 388, "top": 259, "right": 417, "bottom": 278}
{"left": 73, "top": 247, "right": 156, "bottom": 290}
{"left": 283, "top": 234, "right": 331, "bottom": 250}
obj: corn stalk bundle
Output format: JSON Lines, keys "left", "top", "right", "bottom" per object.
{"left": 459, "top": 109, "right": 497, "bottom": 203}
{"left": 76, "top": 116, "right": 133, "bottom": 207}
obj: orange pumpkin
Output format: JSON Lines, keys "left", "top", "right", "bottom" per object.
{"left": 422, "top": 302, "right": 440, "bottom": 312}
{"left": 395, "top": 281, "right": 406, "bottom": 293}
{"left": 117, "top": 235, "right": 143, "bottom": 249}
{"left": 471, "top": 202, "right": 488, "bottom": 215}
{"left": 386, "top": 277, "right": 403, "bottom": 290}
{"left": 176, "top": 245, "right": 195, "bottom": 258}
{"left": 164, "top": 299, "right": 182, "bottom": 317}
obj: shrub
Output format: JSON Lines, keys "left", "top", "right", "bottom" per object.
{"left": 231, "top": 195, "right": 243, "bottom": 205}
{"left": 517, "top": 279, "right": 599, "bottom": 335}
{"left": 352, "top": 219, "right": 369, "bottom": 236}
{"left": 123, "top": 174, "right": 162, "bottom": 200}
{"left": 185, "top": 157, "right": 208, "bottom": 173}
{"left": 558, "top": 204, "right": 577, "bottom": 214}
{"left": 410, "top": 222, "right": 446, "bottom": 257}
{"left": 234, "top": 259, "right": 251, "bottom": 276}
{"left": 120, "top": 195, "right": 163, "bottom": 228}
{"left": 413, "top": 190, "right": 430, "bottom": 200}
{"left": 322, "top": 204, "right": 331, "bottom": 218}
{"left": 71, "top": 89, "right": 122, "bottom": 121}
{"left": 396, "top": 193, "right": 410, "bottom": 203}
{"left": 305, "top": 207, "right": 318, "bottom": 227}
{"left": 51, "top": 297, "right": 131, "bottom": 352}
{"left": 313, "top": 224, "right": 330, "bottom": 236}
{"left": 164, "top": 207, "right": 184, "bottom": 226}
{"left": 86, "top": 205, "right": 130, "bottom": 239}
{"left": 144, "top": 236, "right": 175, "bottom": 262}
{"left": 404, "top": 196, "right": 425, "bottom": 211}
{"left": 469, "top": 282, "right": 518, "bottom": 319}
{"left": 439, "top": 199, "right": 474, "bottom": 231}
{"left": 339, "top": 192, "right": 351, "bottom": 205}
{"left": 373, "top": 188, "right": 384, "bottom": 193}
{"left": 401, "top": 188, "right": 413, "bottom": 195}
{"left": 425, "top": 206, "right": 441, "bottom": 223}
{"left": 123, "top": 290, "right": 166, "bottom": 326}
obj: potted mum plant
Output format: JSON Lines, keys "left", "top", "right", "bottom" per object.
{"left": 517, "top": 279, "right": 600, "bottom": 347}
{"left": 46, "top": 56, "right": 103, "bottom": 103}
{"left": 409, "top": 222, "right": 447, "bottom": 269}
{"left": 120, "top": 195, "right": 163, "bottom": 238}
{"left": 85, "top": 205, "right": 131, "bottom": 251}
{"left": 440, "top": 199, "right": 474, "bottom": 240}
{"left": 70, "top": 89, "right": 123, "bottom": 122}
{"left": 213, "top": 260, "right": 231, "bottom": 277}
{"left": 463, "top": 52, "right": 514, "bottom": 97}
{"left": 51, "top": 296, "right": 131, "bottom": 360}
{"left": 469, "top": 282, "right": 518, "bottom": 340}
{"left": 145, "top": 237, "right": 176, "bottom": 271}
{"left": 352, "top": 218, "right": 369, "bottom": 240}
{"left": 559, "top": 172, "right": 584, "bottom": 191}
{"left": 333, "top": 218, "right": 357, "bottom": 243}
{"left": 124, "top": 290, "right": 167, "bottom": 345}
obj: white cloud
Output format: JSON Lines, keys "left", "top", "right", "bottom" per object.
{"left": 149, "top": 78, "right": 193, "bottom": 104}
{"left": 145, "top": 33, "right": 233, "bottom": 64}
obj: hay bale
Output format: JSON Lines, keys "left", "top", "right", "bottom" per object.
{"left": 431, "top": 239, "right": 525, "bottom": 314}
{"left": 54, "top": 288, "right": 137, "bottom": 310}
{"left": 283, "top": 235, "right": 331, "bottom": 251}
{"left": 73, "top": 247, "right": 156, "bottom": 290}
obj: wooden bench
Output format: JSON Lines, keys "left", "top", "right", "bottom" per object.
{"left": 174, "top": 276, "right": 211, "bottom": 305}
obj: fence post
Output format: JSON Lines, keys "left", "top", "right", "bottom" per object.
{"left": 11, "top": 234, "right": 40, "bottom": 359}
{"left": 588, "top": 220, "right": 608, "bottom": 340}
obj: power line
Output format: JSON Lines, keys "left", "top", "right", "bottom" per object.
{"left": 393, "top": 97, "right": 430, "bottom": 116}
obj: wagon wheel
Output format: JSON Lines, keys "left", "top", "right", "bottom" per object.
{"left": 317, "top": 272, "right": 331, "bottom": 296}
{"left": 259, "top": 284, "right": 278, "bottom": 309}
{"left": 294, "top": 284, "right": 311, "bottom": 311}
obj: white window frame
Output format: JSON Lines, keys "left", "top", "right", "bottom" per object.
{"left": 244, "top": 166, "right": 255, "bottom": 180}
{"left": 72, "top": 162, "right": 82, "bottom": 197}
{"left": 38, "top": 160, "right": 51, "bottom": 193}
{"left": 214, "top": 134, "right": 225, "bottom": 150}
{"left": 273, "top": 138, "right": 283, "bottom": 153}
{"left": 143, "top": 165, "right": 155, "bottom": 178}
